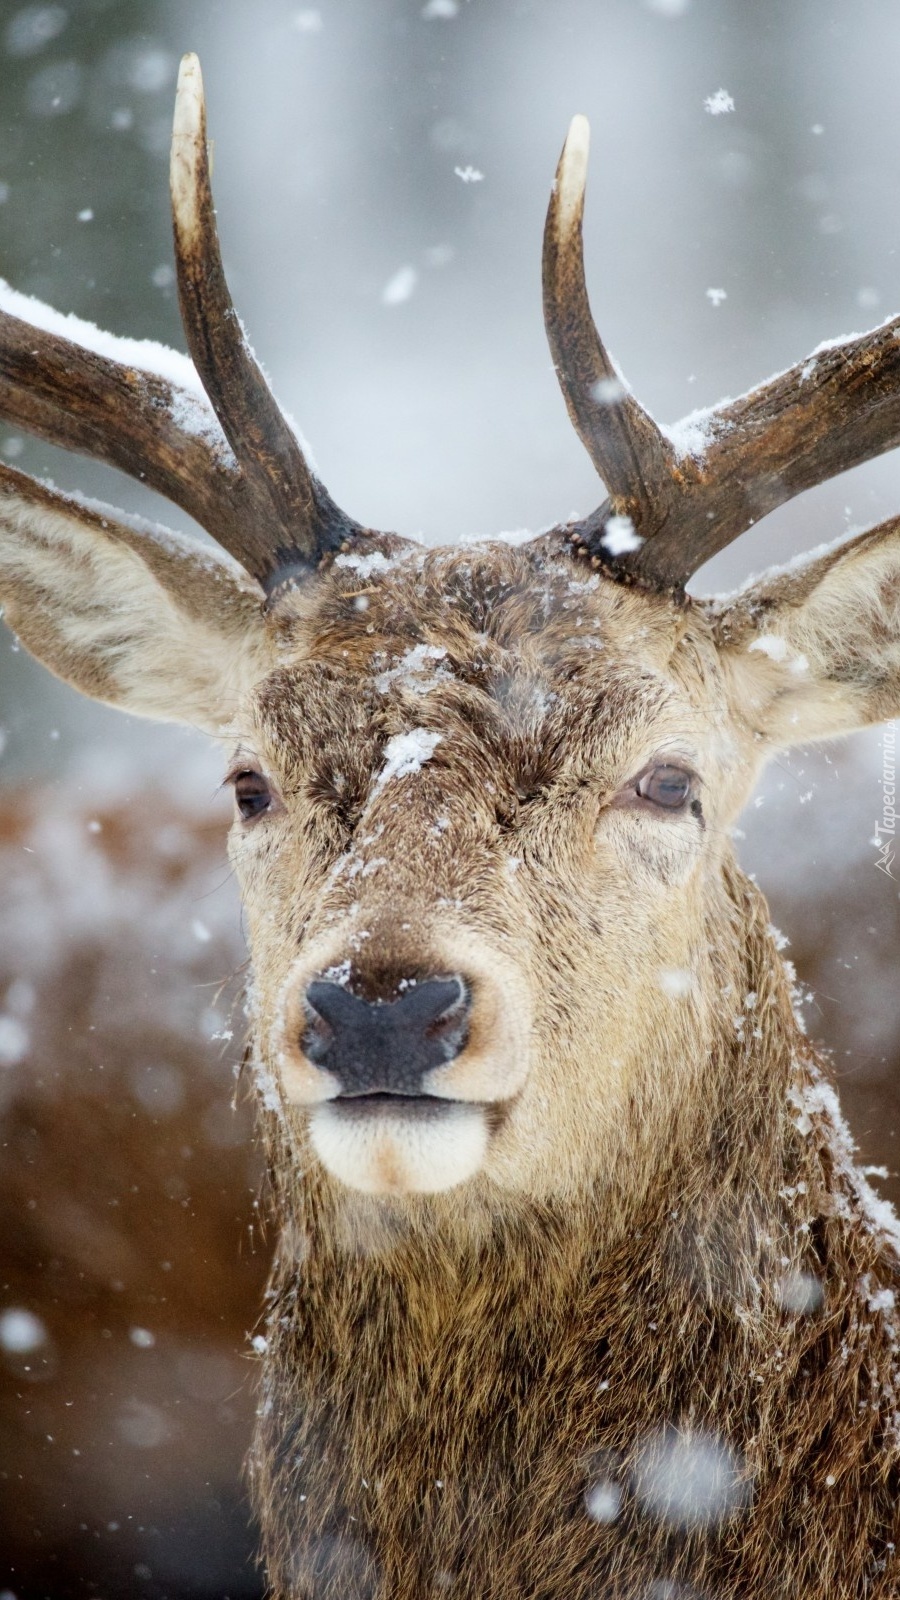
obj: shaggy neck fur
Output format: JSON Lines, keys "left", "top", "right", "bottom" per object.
{"left": 249, "top": 863, "right": 900, "bottom": 1600}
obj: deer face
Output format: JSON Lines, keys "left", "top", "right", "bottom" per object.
{"left": 225, "top": 543, "right": 759, "bottom": 1200}
{"left": 1, "top": 59, "right": 899, "bottom": 1209}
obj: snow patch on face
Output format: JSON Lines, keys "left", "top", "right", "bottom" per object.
{"left": 334, "top": 549, "right": 396, "bottom": 579}
{"left": 747, "top": 633, "right": 808, "bottom": 674}
{"left": 309, "top": 1100, "right": 488, "bottom": 1194}
{"left": 374, "top": 643, "right": 448, "bottom": 696}
{"left": 373, "top": 729, "right": 441, "bottom": 791}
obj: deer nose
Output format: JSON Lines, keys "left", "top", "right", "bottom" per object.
{"left": 302, "top": 976, "right": 470, "bottom": 1097}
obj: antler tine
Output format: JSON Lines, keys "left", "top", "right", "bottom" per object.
{"left": 0, "top": 301, "right": 245, "bottom": 542}
{"left": 542, "top": 117, "right": 675, "bottom": 536}
{"left": 625, "top": 317, "right": 900, "bottom": 589}
{"left": 171, "top": 54, "right": 362, "bottom": 589}
{"left": 545, "top": 115, "right": 900, "bottom": 592}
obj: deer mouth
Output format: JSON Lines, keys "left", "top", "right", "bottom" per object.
{"left": 308, "top": 1095, "right": 490, "bottom": 1195}
{"left": 329, "top": 1093, "right": 466, "bottom": 1118}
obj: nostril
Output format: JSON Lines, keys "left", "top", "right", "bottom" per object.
{"left": 305, "top": 981, "right": 370, "bottom": 1031}
{"left": 300, "top": 974, "right": 472, "bottom": 1092}
{"left": 398, "top": 975, "right": 468, "bottom": 1031}
{"left": 302, "top": 998, "right": 334, "bottom": 1066}
{"left": 423, "top": 980, "right": 471, "bottom": 1062}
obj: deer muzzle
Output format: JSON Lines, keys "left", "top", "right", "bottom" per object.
{"left": 269, "top": 932, "right": 533, "bottom": 1194}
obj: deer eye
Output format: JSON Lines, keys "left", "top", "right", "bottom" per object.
{"left": 635, "top": 765, "right": 694, "bottom": 810}
{"left": 233, "top": 770, "right": 273, "bottom": 821}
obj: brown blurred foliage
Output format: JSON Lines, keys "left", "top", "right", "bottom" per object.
{"left": 0, "top": 778, "right": 268, "bottom": 1600}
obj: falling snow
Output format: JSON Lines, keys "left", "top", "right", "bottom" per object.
{"left": 2, "top": 12, "right": 900, "bottom": 1593}
{"left": 585, "top": 1478, "right": 623, "bottom": 1523}
{"left": 0, "top": 1015, "right": 29, "bottom": 1066}
{"left": 704, "top": 89, "right": 735, "bottom": 115}
{"left": 632, "top": 1429, "right": 750, "bottom": 1528}
{"left": 658, "top": 968, "right": 694, "bottom": 999}
{"left": 776, "top": 1271, "right": 824, "bottom": 1315}
{"left": 292, "top": 8, "right": 323, "bottom": 31}
{"left": 25, "top": 58, "right": 82, "bottom": 117}
{"left": 381, "top": 265, "right": 419, "bottom": 307}
{"left": 5, "top": 5, "right": 68, "bottom": 59}
{"left": 0, "top": 1307, "right": 48, "bottom": 1352}
{"left": 592, "top": 377, "right": 626, "bottom": 406}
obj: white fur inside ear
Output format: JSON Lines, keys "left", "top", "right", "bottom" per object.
{"left": 309, "top": 1101, "right": 489, "bottom": 1195}
{"left": 0, "top": 488, "right": 269, "bottom": 731}
{"left": 719, "top": 521, "right": 900, "bottom": 745}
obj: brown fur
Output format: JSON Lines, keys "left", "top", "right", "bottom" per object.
{"left": 3, "top": 498, "right": 900, "bottom": 1596}
{"left": 230, "top": 541, "right": 900, "bottom": 1597}
{"left": 254, "top": 992, "right": 900, "bottom": 1599}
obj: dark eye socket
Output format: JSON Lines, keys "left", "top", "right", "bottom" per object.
{"left": 636, "top": 764, "right": 694, "bottom": 810}
{"left": 232, "top": 770, "right": 273, "bottom": 821}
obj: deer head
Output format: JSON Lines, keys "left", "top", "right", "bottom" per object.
{"left": 1, "top": 57, "right": 898, "bottom": 1219}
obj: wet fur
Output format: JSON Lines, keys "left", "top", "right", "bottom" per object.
{"left": 251, "top": 869, "right": 900, "bottom": 1598}
{"left": 235, "top": 542, "right": 900, "bottom": 1597}
{"left": 3, "top": 496, "right": 900, "bottom": 1596}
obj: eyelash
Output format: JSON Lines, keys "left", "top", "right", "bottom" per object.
{"left": 616, "top": 762, "right": 704, "bottom": 823}
{"left": 229, "top": 769, "right": 274, "bottom": 821}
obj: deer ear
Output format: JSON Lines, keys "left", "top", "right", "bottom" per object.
{"left": 0, "top": 470, "right": 272, "bottom": 733}
{"left": 712, "top": 517, "right": 900, "bottom": 747}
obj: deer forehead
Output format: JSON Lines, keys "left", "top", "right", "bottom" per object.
{"left": 246, "top": 550, "right": 734, "bottom": 792}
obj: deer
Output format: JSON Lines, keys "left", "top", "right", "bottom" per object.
{"left": 2, "top": 49, "right": 900, "bottom": 1600}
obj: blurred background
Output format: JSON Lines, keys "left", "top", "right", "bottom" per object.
{"left": 0, "top": 0, "right": 898, "bottom": 1595}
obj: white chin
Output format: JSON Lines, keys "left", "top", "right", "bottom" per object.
{"left": 308, "top": 1099, "right": 489, "bottom": 1195}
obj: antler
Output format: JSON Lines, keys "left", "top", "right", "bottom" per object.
{"left": 542, "top": 116, "right": 678, "bottom": 540}
{"left": 170, "top": 54, "right": 364, "bottom": 586}
{"left": 544, "top": 117, "right": 900, "bottom": 591}
{"left": 0, "top": 53, "right": 372, "bottom": 595}
{"left": 0, "top": 295, "right": 245, "bottom": 541}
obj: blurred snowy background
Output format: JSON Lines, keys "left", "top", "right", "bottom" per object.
{"left": 0, "top": 0, "right": 898, "bottom": 1595}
